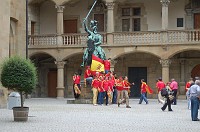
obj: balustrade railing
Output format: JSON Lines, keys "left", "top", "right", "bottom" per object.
{"left": 28, "top": 34, "right": 57, "bottom": 46}
{"left": 62, "top": 33, "right": 107, "bottom": 46}
{"left": 28, "top": 30, "right": 200, "bottom": 47}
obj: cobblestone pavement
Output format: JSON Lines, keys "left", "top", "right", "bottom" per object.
{"left": 0, "top": 98, "right": 199, "bottom": 132}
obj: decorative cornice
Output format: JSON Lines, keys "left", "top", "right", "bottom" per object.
{"left": 160, "top": 0, "right": 170, "bottom": 7}
{"left": 106, "top": 2, "right": 115, "bottom": 10}
{"left": 159, "top": 59, "right": 171, "bottom": 67}
{"left": 55, "top": 61, "right": 66, "bottom": 69}
{"left": 55, "top": 5, "right": 65, "bottom": 13}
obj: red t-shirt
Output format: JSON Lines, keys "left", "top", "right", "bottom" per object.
{"left": 84, "top": 69, "right": 91, "bottom": 78}
{"left": 104, "top": 60, "right": 110, "bottom": 71}
{"left": 109, "top": 80, "right": 114, "bottom": 91}
{"left": 123, "top": 80, "right": 130, "bottom": 91}
{"left": 98, "top": 80, "right": 104, "bottom": 92}
{"left": 141, "top": 82, "right": 147, "bottom": 93}
{"left": 73, "top": 75, "right": 80, "bottom": 84}
{"left": 156, "top": 81, "right": 165, "bottom": 91}
{"left": 185, "top": 82, "right": 191, "bottom": 92}
{"left": 102, "top": 80, "right": 109, "bottom": 91}
{"left": 116, "top": 79, "right": 123, "bottom": 91}
{"left": 92, "top": 79, "right": 99, "bottom": 89}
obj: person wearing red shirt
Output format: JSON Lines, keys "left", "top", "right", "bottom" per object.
{"left": 156, "top": 78, "right": 165, "bottom": 104}
{"left": 104, "top": 58, "right": 111, "bottom": 74}
{"left": 73, "top": 72, "right": 81, "bottom": 99}
{"left": 119, "top": 76, "right": 131, "bottom": 108}
{"left": 91, "top": 76, "right": 99, "bottom": 106}
{"left": 102, "top": 76, "right": 110, "bottom": 105}
{"left": 116, "top": 77, "right": 124, "bottom": 107}
{"left": 84, "top": 66, "right": 93, "bottom": 87}
{"left": 139, "top": 79, "right": 148, "bottom": 104}
{"left": 170, "top": 78, "right": 178, "bottom": 105}
{"left": 97, "top": 76, "right": 105, "bottom": 105}
{"left": 108, "top": 76, "right": 114, "bottom": 104}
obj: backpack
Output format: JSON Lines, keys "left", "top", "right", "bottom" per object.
{"left": 161, "top": 88, "right": 168, "bottom": 97}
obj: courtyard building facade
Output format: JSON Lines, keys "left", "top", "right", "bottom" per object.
{"left": 28, "top": 0, "right": 200, "bottom": 99}
{"left": 0, "top": 0, "right": 26, "bottom": 108}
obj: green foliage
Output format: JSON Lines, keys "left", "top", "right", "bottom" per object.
{"left": 0, "top": 56, "right": 38, "bottom": 94}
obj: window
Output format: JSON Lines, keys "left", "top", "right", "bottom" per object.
{"left": 122, "top": 8, "right": 130, "bottom": 16}
{"left": 177, "top": 18, "right": 183, "bottom": 27}
{"left": 122, "top": 19, "right": 130, "bottom": 31}
{"left": 121, "top": 7, "right": 141, "bottom": 31}
{"left": 133, "top": 8, "right": 141, "bottom": 16}
{"left": 133, "top": 18, "right": 140, "bottom": 31}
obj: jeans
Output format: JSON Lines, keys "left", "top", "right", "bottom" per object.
{"left": 172, "top": 89, "right": 177, "bottom": 105}
{"left": 112, "top": 88, "right": 117, "bottom": 104}
{"left": 98, "top": 92, "right": 105, "bottom": 105}
{"left": 161, "top": 96, "right": 172, "bottom": 111}
{"left": 86, "top": 77, "right": 93, "bottom": 85}
{"left": 139, "top": 93, "right": 148, "bottom": 104}
{"left": 190, "top": 96, "right": 199, "bottom": 121}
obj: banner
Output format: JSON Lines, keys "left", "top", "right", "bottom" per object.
{"left": 91, "top": 55, "right": 105, "bottom": 72}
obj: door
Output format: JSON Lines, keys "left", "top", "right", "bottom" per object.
{"left": 128, "top": 67, "right": 147, "bottom": 98}
{"left": 64, "top": 19, "right": 77, "bottom": 44}
{"left": 194, "top": 13, "right": 200, "bottom": 29}
{"left": 48, "top": 71, "right": 57, "bottom": 97}
{"left": 64, "top": 19, "right": 77, "bottom": 33}
{"left": 94, "top": 14, "right": 104, "bottom": 32}
{"left": 194, "top": 13, "right": 200, "bottom": 40}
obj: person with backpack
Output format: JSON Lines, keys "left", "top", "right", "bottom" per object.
{"left": 161, "top": 82, "right": 173, "bottom": 111}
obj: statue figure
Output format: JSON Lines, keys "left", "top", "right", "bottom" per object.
{"left": 81, "top": 19, "right": 106, "bottom": 67}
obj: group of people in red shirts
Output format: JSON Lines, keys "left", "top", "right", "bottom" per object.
{"left": 73, "top": 65, "right": 133, "bottom": 108}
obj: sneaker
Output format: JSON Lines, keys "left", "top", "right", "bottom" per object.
{"left": 118, "top": 102, "right": 121, "bottom": 107}
{"left": 126, "top": 106, "right": 131, "bottom": 108}
{"left": 93, "top": 104, "right": 97, "bottom": 106}
{"left": 161, "top": 108, "right": 164, "bottom": 111}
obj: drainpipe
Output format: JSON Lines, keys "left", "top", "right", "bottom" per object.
{"left": 26, "top": 0, "right": 28, "bottom": 59}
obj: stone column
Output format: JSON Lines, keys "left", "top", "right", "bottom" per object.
{"left": 160, "top": 0, "right": 170, "bottom": 30}
{"left": 106, "top": 2, "right": 115, "bottom": 45}
{"left": 55, "top": 5, "right": 65, "bottom": 45}
{"left": 159, "top": 59, "right": 171, "bottom": 83}
{"left": 55, "top": 61, "right": 66, "bottom": 99}
{"left": 179, "top": 59, "right": 185, "bottom": 95}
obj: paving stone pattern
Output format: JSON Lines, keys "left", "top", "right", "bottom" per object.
{"left": 0, "top": 98, "right": 199, "bottom": 132}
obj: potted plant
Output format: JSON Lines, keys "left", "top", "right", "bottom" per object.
{"left": 0, "top": 56, "right": 37, "bottom": 121}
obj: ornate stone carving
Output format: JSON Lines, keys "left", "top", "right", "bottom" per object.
{"left": 55, "top": 61, "right": 66, "bottom": 69}
{"left": 106, "top": 2, "right": 115, "bottom": 10}
{"left": 160, "top": 0, "right": 170, "bottom": 7}
{"left": 159, "top": 59, "right": 171, "bottom": 67}
{"left": 55, "top": 5, "right": 65, "bottom": 13}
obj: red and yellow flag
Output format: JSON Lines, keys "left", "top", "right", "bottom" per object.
{"left": 91, "top": 55, "right": 105, "bottom": 72}
{"left": 145, "top": 85, "right": 153, "bottom": 94}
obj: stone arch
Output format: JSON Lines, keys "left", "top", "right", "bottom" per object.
{"left": 29, "top": 51, "right": 56, "bottom": 60}
{"left": 28, "top": 0, "right": 56, "bottom": 5}
{"left": 168, "top": 47, "right": 200, "bottom": 59}
{"left": 62, "top": 51, "right": 83, "bottom": 61}
{"left": 112, "top": 50, "right": 161, "bottom": 60}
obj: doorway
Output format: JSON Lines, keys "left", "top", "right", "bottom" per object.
{"left": 128, "top": 67, "right": 147, "bottom": 98}
{"left": 48, "top": 70, "right": 57, "bottom": 97}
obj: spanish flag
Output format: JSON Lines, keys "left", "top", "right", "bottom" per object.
{"left": 91, "top": 55, "right": 105, "bottom": 72}
{"left": 145, "top": 85, "right": 153, "bottom": 94}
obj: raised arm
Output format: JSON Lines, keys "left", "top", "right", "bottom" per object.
{"left": 83, "top": 19, "right": 92, "bottom": 35}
